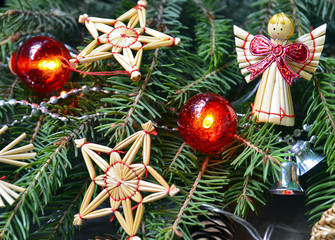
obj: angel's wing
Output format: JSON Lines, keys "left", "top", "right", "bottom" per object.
{"left": 288, "top": 24, "right": 327, "bottom": 81}
{"left": 234, "top": 26, "right": 266, "bottom": 83}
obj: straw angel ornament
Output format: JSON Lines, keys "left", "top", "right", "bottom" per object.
{"left": 234, "top": 13, "right": 326, "bottom": 126}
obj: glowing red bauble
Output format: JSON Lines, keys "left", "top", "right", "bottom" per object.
{"left": 10, "top": 36, "right": 71, "bottom": 93}
{"left": 178, "top": 93, "right": 237, "bottom": 154}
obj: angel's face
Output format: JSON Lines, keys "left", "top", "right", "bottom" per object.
{"left": 268, "top": 22, "right": 293, "bottom": 40}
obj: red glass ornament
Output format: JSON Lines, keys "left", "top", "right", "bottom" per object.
{"left": 178, "top": 93, "right": 237, "bottom": 154}
{"left": 10, "top": 36, "right": 71, "bottom": 93}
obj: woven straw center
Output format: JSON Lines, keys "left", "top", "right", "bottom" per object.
{"left": 107, "top": 26, "right": 139, "bottom": 48}
{"left": 103, "top": 161, "right": 140, "bottom": 201}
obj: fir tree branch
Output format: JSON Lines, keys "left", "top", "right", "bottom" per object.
{"left": 30, "top": 117, "right": 44, "bottom": 144}
{"left": 258, "top": 0, "right": 274, "bottom": 35}
{"left": 0, "top": 122, "right": 88, "bottom": 238}
{"left": 0, "top": 9, "right": 17, "bottom": 18}
{"left": 316, "top": 76, "right": 335, "bottom": 132}
{"left": 122, "top": 48, "right": 159, "bottom": 127}
{"left": 240, "top": 175, "right": 251, "bottom": 202}
{"left": 3, "top": 78, "right": 19, "bottom": 99}
{"left": 171, "top": 156, "right": 209, "bottom": 237}
{"left": 209, "top": 14, "right": 216, "bottom": 56}
{"left": 175, "top": 62, "right": 231, "bottom": 95}
{"left": 157, "top": 0, "right": 166, "bottom": 23}
{"left": 191, "top": 0, "right": 216, "bottom": 55}
{"left": 164, "top": 142, "right": 186, "bottom": 176}
{"left": 1, "top": 9, "right": 65, "bottom": 20}
{"left": 234, "top": 134, "right": 280, "bottom": 165}
{"left": 0, "top": 32, "right": 21, "bottom": 46}
{"left": 49, "top": 177, "right": 90, "bottom": 239}
{"left": 289, "top": 0, "right": 302, "bottom": 36}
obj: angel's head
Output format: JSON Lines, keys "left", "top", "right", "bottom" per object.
{"left": 268, "top": 13, "right": 294, "bottom": 40}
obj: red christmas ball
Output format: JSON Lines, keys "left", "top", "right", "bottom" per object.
{"left": 178, "top": 93, "right": 237, "bottom": 154}
{"left": 10, "top": 36, "right": 71, "bottom": 93}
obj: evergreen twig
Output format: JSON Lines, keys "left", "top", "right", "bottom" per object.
{"left": 316, "top": 76, "right": 335, "bottom": 131}
{"left": 192, "top": 0, "right": 216, "bottom": 55}
{"left": 171, "top": 156, "right": 209, "bottom": 237}
{"left": 164, "top": 142, "right": 186, "bottom": 176}
{"left": 234, "top": 134, "right": 280, "bottom": 165}
{"left": 3, "top": 78, "right": 19, "bottom": 99}
{"left": 175, "top": 63, "right": 231, "bottom": 95}
{"left": 258, "top": 0, "right": 274, "bottom": 35}
{"left": 30, "top": 117, "right": 44, "bottom": 144}
{"left": 49, "top": 177, "right": 91, "bottom": 239}
{"left": 122, "top": 48, "right": 159, "bottom": 127}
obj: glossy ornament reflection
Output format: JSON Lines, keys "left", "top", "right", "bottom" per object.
{"left": 269, "top": 158, "right": 304, "bottom": 195}
{"left": 290, "top": 140, "right": 325, "bottom": 176}
{"left": 10, "top": 36, "right": 71, "bottom": 93}
{"left": 178, "top": 93, "right": 237, "bottom": 154}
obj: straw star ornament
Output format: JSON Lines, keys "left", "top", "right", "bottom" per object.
{"left": 0, "top": 126, "right": 36, "bottom": 207}
{"left": 74, "top": 121, "right": 179, "bottom": 240}
{"left": 70, "top": 0, "right": 181, "bottom": 81}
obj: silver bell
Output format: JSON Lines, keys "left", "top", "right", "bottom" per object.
{"left": 290, "top": 140, "right": 325, "bottom": 176}
{"left": 269, "top": 158, "right": 304, "bottom": 195}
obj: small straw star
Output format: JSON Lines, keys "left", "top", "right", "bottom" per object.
{"left": 70, "top": 0, "right": 181, "bottom": 81}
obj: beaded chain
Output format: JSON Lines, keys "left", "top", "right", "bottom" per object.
{"left": 0, "top": 85, "right": 109, "bottom": 128}
{"left": 277, "top": 124, "right": 316, "bottom": 146}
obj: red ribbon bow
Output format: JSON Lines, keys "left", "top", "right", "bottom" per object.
{"left": 246, "top": 35, "right": 309, "bottom": 86}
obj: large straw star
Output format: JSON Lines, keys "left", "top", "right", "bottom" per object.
{"left": 70, "top": 0, "right": 181, "bottom": 81}
{"left": 74, "top": 121, "right": 179, "bottom": 240}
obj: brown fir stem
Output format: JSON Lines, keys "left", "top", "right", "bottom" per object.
{"left": 172, "top": 156, "right": 209, "bottom": 237}
{"left": 30, "top": 117, "right": 44, "bottom": 144}
{"left": 289, "top": 0, "right": 302, "bottom": 37}
{"left": 258, "top": 0, "right": 274, "bottom": 35}
{"left": 0, "top": 9, "right": 64, "bottom": 18}
{"left": 122, "top": 48, "right": 159, "bottom": 127}
{"left": 191, "top": 0, "right": 216, "bottom": 55}
{"left": 209, "top": 14, "right": 216, "bottom": 56}
{"left": 3, "top": 78, "right": 19, "bottom": 99}
{"left": 241, "top": 175, "right": 250, "bottom": 200}
{"left": 234, "top": 134, "right": 279, "bottom": 165}
{"left": 0, "top": 37, "right": 11, "bottom": 46}
{"left": 316, "top": 77, "right": 335, "bottom": 132}
{"left": 175, "top": 63, "right": 230, "bottom": 95}
{"left": 164, "top": 142, "right": 186, "bottom": 176}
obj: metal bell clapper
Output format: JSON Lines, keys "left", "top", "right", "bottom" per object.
{"left": 290, "top": 140, "right": 325, "bottom": 176}
{"left": 269, "top": 157, "right": 304, "bottom": 195}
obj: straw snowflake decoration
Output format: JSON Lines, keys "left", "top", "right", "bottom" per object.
{"left": 70, "top": 0, "right": 181, "bottom": 81}
{"left": 74, "top": 121, "right": 179, "bottom": 240}
{"left": 0, "top": 126, "right": 36, "bottom": 207}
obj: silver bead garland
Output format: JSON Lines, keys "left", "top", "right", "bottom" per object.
{"left": 279, "top": 124, "right": 316, "bottom": 146}
{"left": 0, "top": 85, "right": 109, "bottom": 128}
